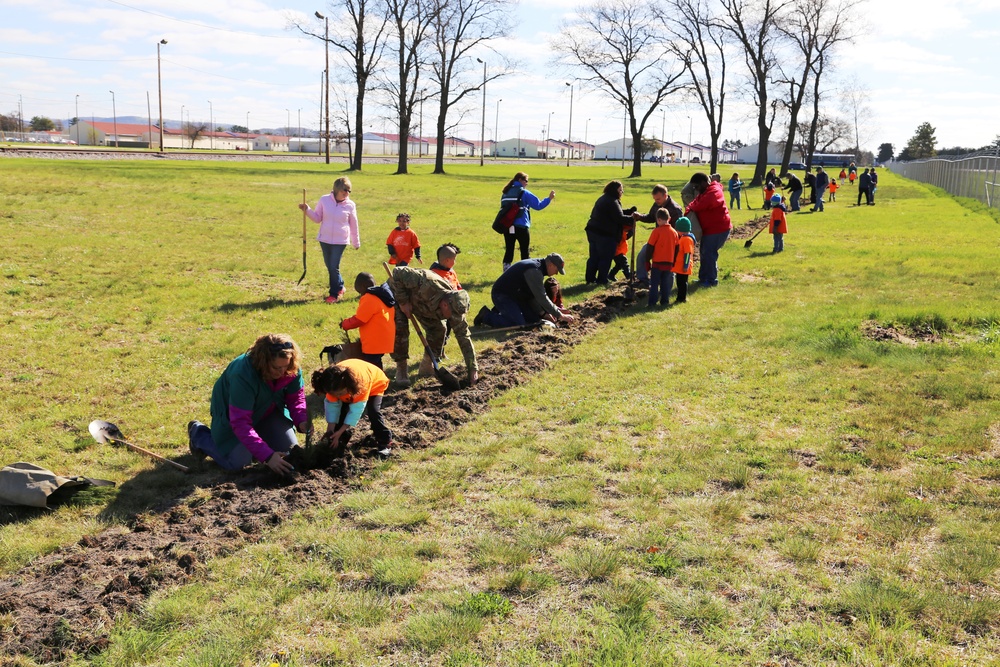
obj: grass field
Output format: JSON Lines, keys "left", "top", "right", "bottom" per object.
{"left": 2, "top": 158, "right": 1000, "bottom": 666}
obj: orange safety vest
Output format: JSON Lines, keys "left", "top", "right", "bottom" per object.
{"left": 325, "top": 358, "right": 390, "bottom": 405}
{"left": 769, "top": 207, "right": 787, "bottom": 235}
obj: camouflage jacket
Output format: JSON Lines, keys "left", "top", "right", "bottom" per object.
{"left": 391, "top": 267, "right": 477, "bottom": 374}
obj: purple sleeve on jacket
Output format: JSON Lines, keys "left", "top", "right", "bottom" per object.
{"left": 285, "top": 386, "right": 307, "bottom": 428}
{"left": 229, "top": 405, "right": 274, "bottom": 463}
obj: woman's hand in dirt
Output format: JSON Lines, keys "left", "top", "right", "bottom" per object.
{"left": 266, "top": 452, "right": 294, "bottom": 475}
{"left": 559, "top": 312, "right": 576, "bottom": 323}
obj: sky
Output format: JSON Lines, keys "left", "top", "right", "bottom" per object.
{"left": 1, "top": 0, "right": 998, "bottom": 154}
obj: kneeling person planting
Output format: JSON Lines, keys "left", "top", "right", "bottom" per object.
{"left": 312, "top": 359, "right": 393, "bottom": 457}
{"left": 475, "top": 253, "right": 576, "bottom": 329}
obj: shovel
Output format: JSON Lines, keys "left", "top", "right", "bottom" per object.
{"left": 297, "top": 188, "right": 308, "bottom": 285}
{"left": 744, "top": 222, "right": 770, "bottom": 249}
{"left": 88, "top": 420, "right": 190, "bottom": 472}
{"left": 383, "top": 263, "right": 462, "bottom": 391}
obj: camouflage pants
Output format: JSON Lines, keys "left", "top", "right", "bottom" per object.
{"left": 391, "top": 308, "right": 446, "bottom": 363}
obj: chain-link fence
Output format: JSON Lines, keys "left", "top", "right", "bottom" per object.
{"left": 888, "top": 150, "right": 1000, "bottom": 211}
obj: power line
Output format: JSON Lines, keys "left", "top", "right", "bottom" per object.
{"left": 104, "top": 0, "right": 302, "bottom": 40}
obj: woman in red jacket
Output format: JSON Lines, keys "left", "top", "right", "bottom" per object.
{"left": 685, "top": 172, "right": 732, "bottom": 287}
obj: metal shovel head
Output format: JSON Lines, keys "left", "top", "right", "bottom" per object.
{"left": 435, "top": 365, "right": 462, "bottom": 391}
{"left": 88, "top": 420, "right": 124, "bottom": 444}
{"left": 744, "top": 239, "right": 754, "bottom": 248}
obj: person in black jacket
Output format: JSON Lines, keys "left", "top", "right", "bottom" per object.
{"left": 475, "top": 254, "right": 576, "bottom": 328}
{"left": 869, "top": 168, "right": 878, "bottom": 205}
{"left": 804, "top": 168, "right": 817, "bottom": 207}
{"left": 585, "top": 180, "right": 635, "bottom": 285}
{"left": 783, "top": 172, "right": 803, "bottom": 211}
{"left": 857, "top": 168, "right": 873, "bottom": 206}
{"left": 812, "top": 167, "right": 830, "bottom": 212}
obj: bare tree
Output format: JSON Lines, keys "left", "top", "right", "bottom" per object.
{"left": 665, "top": 0, "right": 729, "bottom": 174}
{"left": 840, "top": 75, "right": 875, "bottom": 159}
{"left": 183, "top": 122, "right": 208, "bottom": 149}
{"left": 294, "top": 0, "right": 389, "bottom": 171}
{"left": 553, "top": 0, "right": 687, "bottom": 178}
{"left": 790, "top": 113, "right": 851, "bottom": 156}
{"left": 429, "top": 0, "right": 512, "bottom": 174}
{"left": 718, "top": 0, "right": 791, "bottom": 186}
{"left": 776, "top": 0, "right": 855, "bottom": 172}
{"left": 382, "top": 0, "right": 437, "bottom": 174}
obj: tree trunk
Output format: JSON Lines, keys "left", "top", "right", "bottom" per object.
{"left": 351, "top": 87, "right": 364, "bottom": 171}
{"left": 433, "top": 91, "right": 448, "bottom": 174}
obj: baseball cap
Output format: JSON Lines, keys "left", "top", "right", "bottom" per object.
{"left": 449, "top": 290, "right": 470, "bottom": 315}
{"left": 544, "top": 253, "right": 566, "bottom": 275}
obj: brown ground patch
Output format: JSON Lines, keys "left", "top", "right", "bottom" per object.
{"left": 728, "top": 214, "right": 771, "bottom": 241}
{"left": 0, "top": 285, "right": 636, "bottom": 661}
{"left": 861, "top": 320, "right": 942, "bottom": 346}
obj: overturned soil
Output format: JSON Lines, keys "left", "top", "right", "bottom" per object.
{"left": 728, "top": 214, "right": 771, "bottom": 241}
{"left": 0, "top": 285, "right": 637, "bottom": 662}
{"left": 861, "top": 320, "right": 942, "bottom": 346}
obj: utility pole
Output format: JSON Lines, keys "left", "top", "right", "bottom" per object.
{"left": 316, "top": 11, "right": 330, "bottom": 164}
{"left": 208, "top": 100, "right": 213, "bottom": 150}
{"left": 419, "top": 89, "right": 425, "bottom": 158}
{"left": 546, "top": 111, "right": 553, "bottom": 160}
{"left": 494, "top": 98, "right": 501, "bottom": 160}
{"left": 477, "top": 58, "right": 486, "bottom": 166}
{"left": 661, "top": 109, "right": 666, "bottom": 167}
{"left": 157, "top": 39, "right": 167, "bottom": 151}
{"left": 109, "top": 90, "right": 118, "bottom": 148}
{"left": 246, "top": 111, "right": 250, "bottom": 151}
{"left": 565, "top": 82, "right": 573, "bottom": 167}
{"left": 75, "top": 94, "right": 79, "bottom": 144}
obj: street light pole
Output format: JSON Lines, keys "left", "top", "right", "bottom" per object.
{"left": 74, "top": 94, "right": 79, "bottom": 144}
{"left": 687, "top": 115, "right": 692, "bottom": 165}
{"left": 546, "top": 110, "right": 553, "bottom": 160}
{"left": 565, "top": 82, "right": 573, "bottom": 167}
{"left": 109, "top": 90, "right": 118, "bottom": 148}
{"left": 661, "top": 109, "right": 666, "bottom": 168}
{"left": 316, "top": 11, "right": 330, "bottom": 164}
{"left": 246, "top": 111, "right": 250, "bottom": 151}
{"left": 494, "top": 98, "right": 501, "bottom": 160}
{"left": 157, "top": 39, "right": 167, "bottom": 151}
{"left": 419, "top": 88, "right": 425, "bottom": 157}
{"left": 208, "top": 100, "right": 213, "bottom": 150}
{"left": 298, "top": 108, "right": 302, "bottom": 152}
{"left": 476, "top": 58, "right": 486, "bottom": 166}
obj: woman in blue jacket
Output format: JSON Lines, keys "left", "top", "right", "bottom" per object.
{"left": 499, "top": 172, "right": 556, "bottom": 272}
{"left": 728, "top": 172, "right": 744, "bottom": 210}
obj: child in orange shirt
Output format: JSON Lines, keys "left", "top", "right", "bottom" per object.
{"left": 768, "top": 194, "right": 789, "bottom": 253}
{"left": 828, "top": 179, "right": 838, "bottom": 202}
{"left": 672, "top": 217, "right": 696, "bottom": 303}
{"left": 429, "top": 243, "right": 461, "bottom": 289}
{"left": 340, "top": 272, "right": 396, "bottom": 369}
{"left": 646, "top": 208, "right": 679, "bottom": 307}
{"left": 609, "top": 218, "right": 634, "bottom": 281}
{"left": 386, "top": 213, "right": 421, "bottom": 266}
{"left": 311, "top": 358, "right": 393, "bottom": 457}
{"left": 763, "top": 182, "right": 776, "bottom": 210}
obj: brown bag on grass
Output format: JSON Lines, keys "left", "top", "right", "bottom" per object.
{"left": 0, "top": 462, "right": 115, "bottom": 509}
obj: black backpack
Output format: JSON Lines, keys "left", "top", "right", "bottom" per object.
{"left": 491, "top": 188, "right": 524, "bottom": 234}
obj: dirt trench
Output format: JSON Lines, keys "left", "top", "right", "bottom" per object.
{"left": 0, "top": 285, "right": 637, "bottom": 662}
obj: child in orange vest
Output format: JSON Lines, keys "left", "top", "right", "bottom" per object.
{"left": 672, "top": 217, "right": 696, "bottom": 303}
{"left": 839, "top": 168, "right": 847, "bottom": 186}
{"left": 646, "top": 208, "right": 679, "bottom": 307}
{"left": 769, "top": 194, "right": 788, "bottom": 253}
{"left": 763, "top": 182, "right": 776, "bottom": 210}
{"left": 609, "top": 218, "right": 635, "bottom": 281}
{"left": 828, "top": 179, "right": 838, "bottom": 202}
{"left": 386, "top": 213, "right": 421, "bottom": 266}
{"left": 311, "top": 358, "right": 393, "bottom": 457}
{"left": 429, "top": 243, "right": 461, "bottom": 289}
{"left": 340, "top": 272, "right": 396, "bottom": 369}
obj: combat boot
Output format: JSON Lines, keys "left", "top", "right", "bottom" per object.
{"left": 394, "top": 362, "right": 411, "bottom": 388}
{"left": 418, "top": 354, "right": 434, "bottom": 377}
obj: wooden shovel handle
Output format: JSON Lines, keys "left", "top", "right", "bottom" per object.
{"left": 110, "top": 436, "right": 190, "bottom": 473}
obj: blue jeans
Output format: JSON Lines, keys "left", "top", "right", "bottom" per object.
{"left": 729, "top": 191, "right": 741, "bottom": 209}
{"left": 484, "top": 292, "right": 539, "bottom": 328}
{"left": 636, "top": 244, "right": 651, "bottom": 284}
{"left": 773, "top": 232, "right": 784, "bottom": 253}
{"left": 320, "top": 242, "right": 347, "bottom": 297}
{"left": 698, "top": 230, "right": 730, "bottom": 286}
{"left": 648, "top": 267, "right": 674, "bottom": 306}
{"left": 789, "top": 189, "right": 801, "bottom": 211}
{"left": 814, "top": 187, "right": 826, "bottom": 211}
{"left": 191, "top": 412, "right": 297, "bottom": 471}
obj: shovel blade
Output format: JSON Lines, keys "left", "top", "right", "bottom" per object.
{"left": 744, "top": 239, "right": 753, "bottom": 248}
{"left": 88, "top": 419, "right": 123, "bottom": 444}
{"left": 435, "top": 366, "right": 462, "bottom": 391}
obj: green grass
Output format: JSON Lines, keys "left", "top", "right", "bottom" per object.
{"left": 2, "top": 158, "right": 1000, "bottom": 664}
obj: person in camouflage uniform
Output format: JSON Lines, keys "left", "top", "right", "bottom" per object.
{"left": 389, "top": 266, "right": 478, "bottom": 388}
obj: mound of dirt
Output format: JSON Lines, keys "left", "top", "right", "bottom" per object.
{"left": 0, "top": 284, "right": 636, "bottom": 661}
{"left": 861, "top": 320, "right": 941, "bottom": 346}
{"left": 729, "top": 214, "right": 771, "bottom": 241}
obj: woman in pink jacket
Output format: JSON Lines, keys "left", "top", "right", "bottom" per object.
{"left": 299, "top": 176, "right": 361, "bottom": 303}
{"left": 685, "top": 172, "right": 732, "bottom": 288}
